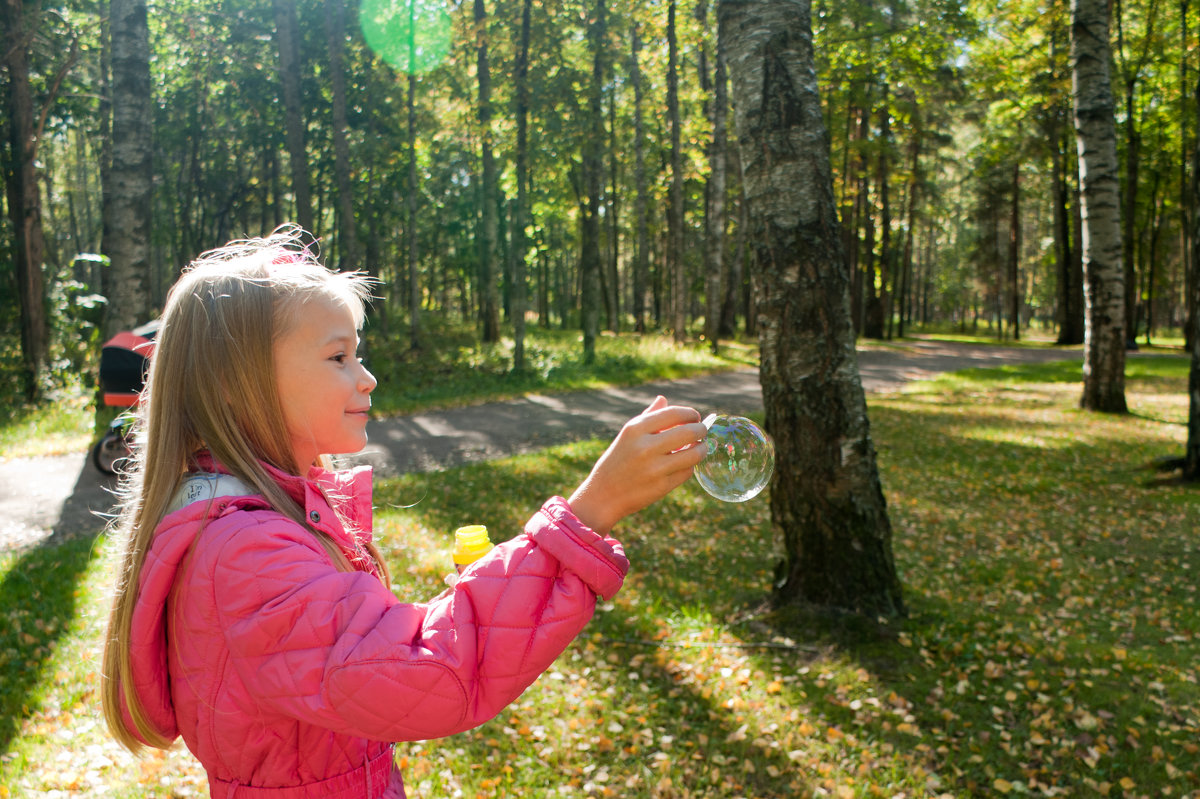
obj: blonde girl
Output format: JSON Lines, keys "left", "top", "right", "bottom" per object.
{"left": 102, "top": 229, "right": 707, "bottom": 798}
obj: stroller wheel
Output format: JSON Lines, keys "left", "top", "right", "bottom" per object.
{"left": 92, "top": 431, "right": 132, "bottom": 475}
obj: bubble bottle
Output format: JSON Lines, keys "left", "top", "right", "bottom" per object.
{"left": 452, "top": 525, "right": 494, "bottom": 573}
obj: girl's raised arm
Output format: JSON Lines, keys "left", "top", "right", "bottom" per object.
{"left": 568, "top": 396, "right": 708, "bottom": 535}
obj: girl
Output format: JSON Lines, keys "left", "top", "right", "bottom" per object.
{"left": 101, "top": 229, "right": 708, "bottom": 798}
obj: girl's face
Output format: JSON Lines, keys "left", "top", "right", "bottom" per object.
{"left": 273, "top": 294, "right": 377, "bottom": 470}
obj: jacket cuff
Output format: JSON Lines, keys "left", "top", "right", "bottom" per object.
{"left": 527, "top": 497, "right": 629, "bottom": 600}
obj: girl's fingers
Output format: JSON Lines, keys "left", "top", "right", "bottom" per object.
{"left": 642, "top": 395, "right": 669, "bottom": 415}
{"left": 651, "top": 421, "right": 709, "bottom": 454}
{"left": 630, "top": 405, "right": 704, "bottom": 436}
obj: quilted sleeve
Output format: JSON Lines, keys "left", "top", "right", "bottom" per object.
{"left": 214, "top": 498, "right": 628, "bottom": 743}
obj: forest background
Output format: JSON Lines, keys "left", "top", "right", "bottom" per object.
{"left": 2, "top": 0, "right": 1193, "bottom": 403}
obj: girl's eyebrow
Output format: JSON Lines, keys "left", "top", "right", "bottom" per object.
{"left": 319, "top": 332, "right": 358, "bottom": 349}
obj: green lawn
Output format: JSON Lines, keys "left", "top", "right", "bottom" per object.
{"left": 1, "top": 352, "right": 1197, "bottom": 797}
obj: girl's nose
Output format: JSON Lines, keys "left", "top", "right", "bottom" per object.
{"left": 359, "top": 362, "right": 378, "bottom": 393}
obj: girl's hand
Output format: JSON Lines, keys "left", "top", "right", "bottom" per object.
{"left": 567, "top": 396, "right": 708, "bottom": 535}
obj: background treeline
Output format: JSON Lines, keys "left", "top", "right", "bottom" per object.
{"left": 0, "top": 0, "right": 1191, "bottom": 400}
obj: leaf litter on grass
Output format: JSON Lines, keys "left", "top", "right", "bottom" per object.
{"left": 2, "top": 360, "right": 1199, "bottom": 797}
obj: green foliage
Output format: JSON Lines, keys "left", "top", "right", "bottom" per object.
{"left": 2, "top": 358, "right": 1197, "bottom": 796}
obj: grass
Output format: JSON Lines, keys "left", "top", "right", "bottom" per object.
{"left": 363, "top": 323, "right": 753, "bottom": 416}
{"left": 2, "top": 349, "right": 1199, "bottom": 797}
{"left": 0, "top": 382, "right": 97, "bottom": 459}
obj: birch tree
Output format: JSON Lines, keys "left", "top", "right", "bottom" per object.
{"left": 719, "top": 0, "right": 904, "bottom": 615}
{"left": 104, "top": 0, "right": 153, "bottom": 338}
{"left": 1072, "top": 0, "right": 1128, "bottom": 412}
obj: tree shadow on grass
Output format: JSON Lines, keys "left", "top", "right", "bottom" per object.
{"left": 379, "top": 391, "right": 1199, "bottom": 794}
{"left": 0, "top": 464, "right": 113, "bottom": 756}
{"left": 421, "top": 605, "right": 821, "bottom": 797}
{"left": 733, "top": 398, "right": 1200, "bottom": 794}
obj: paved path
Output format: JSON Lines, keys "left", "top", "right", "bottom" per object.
{"left": 0, "top": 339, "right": 1095, "bottom": 553}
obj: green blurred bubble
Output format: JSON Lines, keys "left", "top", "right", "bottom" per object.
{"left": 360, "top": 0, "right": 452, "bottom": 74}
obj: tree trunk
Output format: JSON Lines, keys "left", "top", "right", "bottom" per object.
{"left": 861, "top": 169, "right": 880, "bottom": 337}
{"left": 719, "top": 0, "right": 904, "bottom": 616}
{"left": 668, "top": 0, "right": 687, "bottom": 343}
{"left": 512, "top": 0, "right": 532, "bottom": 370}
{"left": 1118, "top": 73, "right": 1137, "bottom": 343}
{"left": 1008, "top": 160, "right": 1021, "bottom": 340}
{"left": 1181, "top": 0, "right": 1193, "bottom": 351}
{"left": 873, "top": 85, "right": 892, "bottom": 340}
{"left": 729, "top": 145, "right": 752, "bottom": 335}
{"left": 1143, "top": 171, "right": 1163, "bottom": 345}
{"left": 406, "top": 71, "right": 421, "bottom": 351}
{"left": 105, "top": 0, "right": 153, "bottom": 342}
{"left": 1184, "top": 69, "right": 1200, "bottom": 480}
{"left": 1072, "top": 0, "right": 1128, "bottom": 412}
{"left": 1053, "top": 119, "right": 1085, "bottom": 344}
{"left": 325, "top": 0, "right": 358, "bottom": 272}
{"left": 897, "top": 130, "right": 920, "bottom": 339}
{"left": 631, "top": 24, "right": 650, "bottom": 334}
{"left": 605, "top": 92, "right": 621, "bottom": 333}
{"left": 848, "top": 107, "right": 869, "bottom": 335}
{"left": 1, "top": 0, "right": 50, "bottom": 399}
{"left": 475, "top": 0, "right": 501, "bottom": 343}
{"left": 704, "top": 23, "right": 729, "bottom": 354}
{"left": 1188, "top": 267, "right": 1200, "bottom": 478}
{"left": 718, "top": 141, "right": 743, "bottom": 337}
{"left": 579, "top": 0, "right": 607, "bottom": 364}
{"left": 272, "top": 0, "right": 313, "bottom": 234}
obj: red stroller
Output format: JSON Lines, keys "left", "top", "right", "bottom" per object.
{"left": 92, "top": 319, "right": 159, "bottom": 474}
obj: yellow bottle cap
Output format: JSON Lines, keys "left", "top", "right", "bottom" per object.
{"left": 453, "top": 525, "right": 493, "bottom": 566}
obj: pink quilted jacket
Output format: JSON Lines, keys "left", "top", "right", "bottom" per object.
{"left": 124, "top": 459, "right": 629, "bottom": 798}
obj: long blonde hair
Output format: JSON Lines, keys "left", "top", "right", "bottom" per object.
{"left": 101, "top": 228, "right": 390, "bottom": 752}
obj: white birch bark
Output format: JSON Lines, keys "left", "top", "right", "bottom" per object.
{"left": 1071, "top": 0, "right": 1128, "bottom": 412}
{"left": 105, "top": 0, "right": 153, "bottom": 337}
{"left": 719, "top": 0, "right": 903, "bottom": 615}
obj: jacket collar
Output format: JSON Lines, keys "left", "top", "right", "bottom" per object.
{"left": 190, "top": 451, "right": 374, "bottom": 540}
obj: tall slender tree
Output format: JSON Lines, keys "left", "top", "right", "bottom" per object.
{"left": 1184, "top": 71, "right": 1200, "bottom": 480}
{"left": 475, "top": 0, "right": 501, "bottom": 343}
{"left": 667, "top": 0, "right": 687, "bottom": 344}
{"left": 105, "top": 0, "right": 153, "bottom": 338}
{"left": 272, "top": 0, "right": 313, "bottom": 234}
{"left": 1072, "top": 0, "right": 1128, "bottom": 412}
{"left": 579, "top": 0, "right": 607, "bottom": 364}
{"left": 1008, "top": 160, "right": 1021, "bottom": 339}
{"left": 511, "top": 0, "right": 532, "bottom": 370}
{"left": 406, "top": 37, "right": 421, "bottom": 350}
{"left": 720, "top": 0, "right": 904, "bottom": 615}
{"left": 703, "top": 6, "right": 729, "bottom": 354}
{"left": 325, "top": 0, "right": 359, "bottom": 271}
{"left": 630, "top": 23, "right": 650, "bottom": 334}
{"left": 1, "top": 0, "right": 53, "bottom": 397}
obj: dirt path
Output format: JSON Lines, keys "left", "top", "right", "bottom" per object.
{"left": 0, "top": 339, "right": 1094, "bottom": 552}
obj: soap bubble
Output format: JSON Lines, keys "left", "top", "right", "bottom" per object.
{"left": 695, "top": 413, "right": 774, "bottom": 502}
{"left": 360, "top": 0, "right": 452, "bottom": 75}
